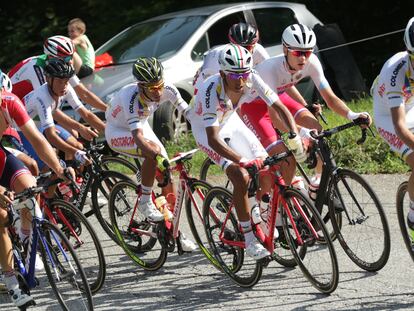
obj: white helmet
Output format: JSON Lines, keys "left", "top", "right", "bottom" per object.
{"left": 218, "top": 44, "right": 253, "bottom": 73}
{"left": 43, "top": 35, "right": 75, "bottom": 58}
{"left": 0, "top": 70, "right": 12, "bottom": 92}
{"left": 282, "top": 24, "right": 316, "bottom": 49}
{"left": 404, "top": 17, "right": 414, "bottom": 52}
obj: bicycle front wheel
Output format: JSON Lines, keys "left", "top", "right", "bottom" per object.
{"left": 50, "top": 199, "right": 106, "bottom": 294}
{"left": 396, "top": 181, "right": 414, "bottom": 262}
{"left": 203, "top": 187, "right": 262, "bottom": 287}
{"left": 199, "top": 157, "right": 232, "bottom": 190}
{"left": 109, "top": 180, "right": 167, "bottom": 271}
{"left": 101, "top": 155, "right": 139, "bottom": 177}
{"left": 281, "top": 188, "right": 339, "bottom": 294}
{"left": 91, "top": 170, "right": 133, "bottom": 243}
{"left": 38, "top": 221, "right": 93, "bottom": 310}
{"left": 329, "top": 169, "right": 391, "bottom": 271}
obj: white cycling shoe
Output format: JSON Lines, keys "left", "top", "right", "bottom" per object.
{"left": 9, "top": 287, "right": 35, "bottom": 308}
{"left": 179, "top": 233, "right": 197, "bottom": 252}
{"left": 246, "top": 239, "right": 270, "bottom": 260}
{"left": 138, "top": 200, "right": 164, "bottom": 222}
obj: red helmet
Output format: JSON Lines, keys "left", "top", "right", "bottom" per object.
{"left": 43, "top": 35, "right": 75, "bottom": 58}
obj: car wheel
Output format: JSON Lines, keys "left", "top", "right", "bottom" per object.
{"left": 153, "top": 102, "right": 189, "bottom": 142}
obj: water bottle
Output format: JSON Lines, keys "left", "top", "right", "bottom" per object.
{"left": 154, "top": 196, "right": 173, "bottom": 221}
{"left": 58, "top": 182, "right": 73, "bottom": 201}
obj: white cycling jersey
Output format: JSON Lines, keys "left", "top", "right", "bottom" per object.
{"left": 189, "top": 72, "right": 274, "bottom": 169}
{"left": 9, "top": 55, "right": 80, "bottom": 92}
{"left": 106, "top": 83, "right": 187, "bottom": 131}
{"left": 105, "top": 82, "right": 188, "bottom": 158}
{"left": 372, "top": 51, "right": 414, "bottom": 158}
{"left": 193, "top": 43, "right": 269, "bottom": 91}
{"left": 254, "top": 53, "right": 330, "bottom": 94}
{"left": 23, "top": 83, "right": 84, "bottom": 130}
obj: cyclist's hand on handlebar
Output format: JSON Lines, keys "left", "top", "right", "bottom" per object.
{"left": 155, "top": 154, "right": 169, "bottom": 172}
{"left": 0, "top": 186, "right": 14, "bottom": 208}
{"left": 299, "top": 127, "right": 318, "bottom": 141}
{"left": 347, "top": 111, "right": 372, "bottom": 128}
{"left": 79, "top": 125, "right": 99, "bottom": 141}
{"left": 75, "top": 150, "right": 91, "bottom": 166}
{"left": 287, "top": 134, "right": 307, "bottom": 163}
{"left": 239, "top": 158, "right": 264, "bottom": 170}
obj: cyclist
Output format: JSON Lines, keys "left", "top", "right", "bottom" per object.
{"left": 8, "top": 35, "right": 106, "bottom": 110}
{"left": 243, "top": 24, "right": 371, "bottom": 194}
{"left": 372, "top": 17, "right": 414, "bottom": 235}
{"left": 105, "top": 57, "right": 196, "bottom": 251}
{"left": 20, "top": 58, "right": 104, "bottom": 171}
{"left": 188, "top": 44, "right": 305, "bottom": 259}
{"left": 0, "top": 71, "right": 66, "bottom": 308}
{"left": 193, "top": 22, "right": 269, "bottom": 93}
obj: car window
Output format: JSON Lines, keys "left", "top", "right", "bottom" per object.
{"left": 252, "top": 8, "right": 298, "bottom": 48}
{"left": 205, "top": 12, "right": 246, "bottom": 48}
{"left": 96, "top": 16, "right": 206, "bottom": 63}
{"left": 192, "top": 33, "right": 209, "bottom": 62}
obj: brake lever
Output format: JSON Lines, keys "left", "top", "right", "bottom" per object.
{"left": 356, "top": 128, "right": 367, "bottom": 145}
{"left": 306, "top": 103, "right": 327, "bottom": 125}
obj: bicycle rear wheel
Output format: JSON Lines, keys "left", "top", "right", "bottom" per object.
{"left": 330, "top": 169, "right": 391, "bottom": 271}
{"left": 281, "top": 188, "right": 339, "bottom": 294}
{"left": 92, "top": 170, "right": 133, "bottom": 243}
{"left": 50, "top": 199, "right": 106, "bottom": 294}
{"left": 199, "top": 158, "right": 232, "bottom": 190}
{"left": 203, "top": 187, "right": 262, "bottom": 287}
{"left": 109, "top": 180, "right": 167, "bottom": 271}
{"left": 396, "top": 181, "right": 414, "bottom": 262}
{"left": 101, "top": 155, "right": 139, "bottom": 177}
{"left": 38, "top": 221, "right": 93, "bottom": 310}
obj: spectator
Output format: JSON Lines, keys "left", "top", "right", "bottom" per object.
{"left": 68, "top": 18, "right": 95, "bottom": 78}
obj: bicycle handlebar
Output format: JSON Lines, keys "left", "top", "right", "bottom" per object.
{"left": 305, "top": 103, "right": 327, "bottom": 125}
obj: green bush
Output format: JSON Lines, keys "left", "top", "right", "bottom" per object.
{"left": 166, "top": 98, "right": 409, "bottom": 175}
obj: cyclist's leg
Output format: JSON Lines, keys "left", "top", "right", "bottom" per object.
{"left": 192, "top": 123, "right": 269, "bottom": 259}
{"left": 105, "top": 123, "right": 164, "bottom": 221}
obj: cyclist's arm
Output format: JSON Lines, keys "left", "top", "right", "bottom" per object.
{"left": 391, "top": 106, "right": 414, "bottom": 150}
{"left": 285, "top": 86, "right": 308, "bottom": 106}
{"left": 43, "top": 125, "right": 78, "bottom": 156}
{"left": 77, "top": 106, "right": 105, "bottom": 133}
{"left": 53, "top": 109, "right": 97, "bottom": 141}
{"left": 73, "top": 83, "right": 107, "bottom": 111}
{"left": 206, "top": 126, "right": 242, "bottom": 163}
{"left": 131, "top": 128, "right": 158, "bottom": 159}
{"left": 19, "top": 120, "right": 64, "bottom": 175}
{"left": 318, "top": 87, "right": 350, "bottom": 118}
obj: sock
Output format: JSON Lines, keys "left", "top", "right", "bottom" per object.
{"left": 409, "top": 200, "right": 414, "bottom": 223}
{"left": 141, "top": 185, "right": 152, "bottom": 203}
{"left": 240, "top": 220, "right": 255, "bottom": 245}
{"left": 4, "top": 270, "right": 18, "bottom": 291}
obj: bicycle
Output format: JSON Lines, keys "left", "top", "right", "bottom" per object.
{"left": 202, "top": 151, "right": 339, "bottom": 293}
{"left": 396, "top": 181, "right": 414, "bottom": 262}
{"left": 300, "top": 118, "right": 391, "bottom": 271}
{"left": 7, "top": 186, "right": 93, "bottom": 310}
{"left": 37, "top": 171, "right": 106, "bottom": 294}
{"left": 61, "top": 142, "right": 134, "bottom": 242}
{"left": 108, "top": 149, "right": 218, "bottom": 270}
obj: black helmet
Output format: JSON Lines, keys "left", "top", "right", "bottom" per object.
{"left": 228, "top": 22, "right": 259, "bottom": 46}
{"left": 132, "top": 57, "right": 163, "bottom": 83}
{"left": 44, "top": 58, "right": 75, "bottom": 79}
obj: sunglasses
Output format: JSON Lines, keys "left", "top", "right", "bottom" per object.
{"left": 289, "top": 49, "right": 313, "bottom": 58}
{"left": 225, "top": 71, "right": 250, "bottom": 80}
{"left": 61, "top": 55, "right": 73, "bottom": 63}
{"left": 140, "top": 82, "right": 165, "bottom": 91}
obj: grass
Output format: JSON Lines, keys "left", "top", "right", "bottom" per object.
{"left": 161, "top": 97, "right": 409, "bottom": 176}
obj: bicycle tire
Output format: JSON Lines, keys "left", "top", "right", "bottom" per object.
{"left": 396, "top": 181, "right": 414, "bottom": 262}
{"left": 49, "top": 199, "right": 106, "bottom": 294}
{"left": 281, "top": 187, "right": 339, "bottom": 294}
{"left": 199, "top": 158, "right": 232, "bottom": 190}
{"left": 91, "top": 170, "right": 133, "bottom": 243}
{"left": 109, "top": 180, "right": 167, "bottom": 271}
{"left": 184, "top": 179, "right": 221, "bottom": 268}
{"left": 329, "top": 168, "right": 391, "bottom": 271}
{"left": 38, "top": 221, "right": 93, "bottom": 310}
{"left": 203, "top": 187, "right": 262, "bottom": 287}
{"left": 101, "top": 155, "right": 139, "bottom": 177}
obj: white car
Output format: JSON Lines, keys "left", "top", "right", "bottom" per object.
{"left": 79, "top": 2, "right": 323, "bottom": 141}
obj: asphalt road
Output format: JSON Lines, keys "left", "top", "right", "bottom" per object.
{"left": 1, "top": 173, "right": 414, "bottom": 310}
